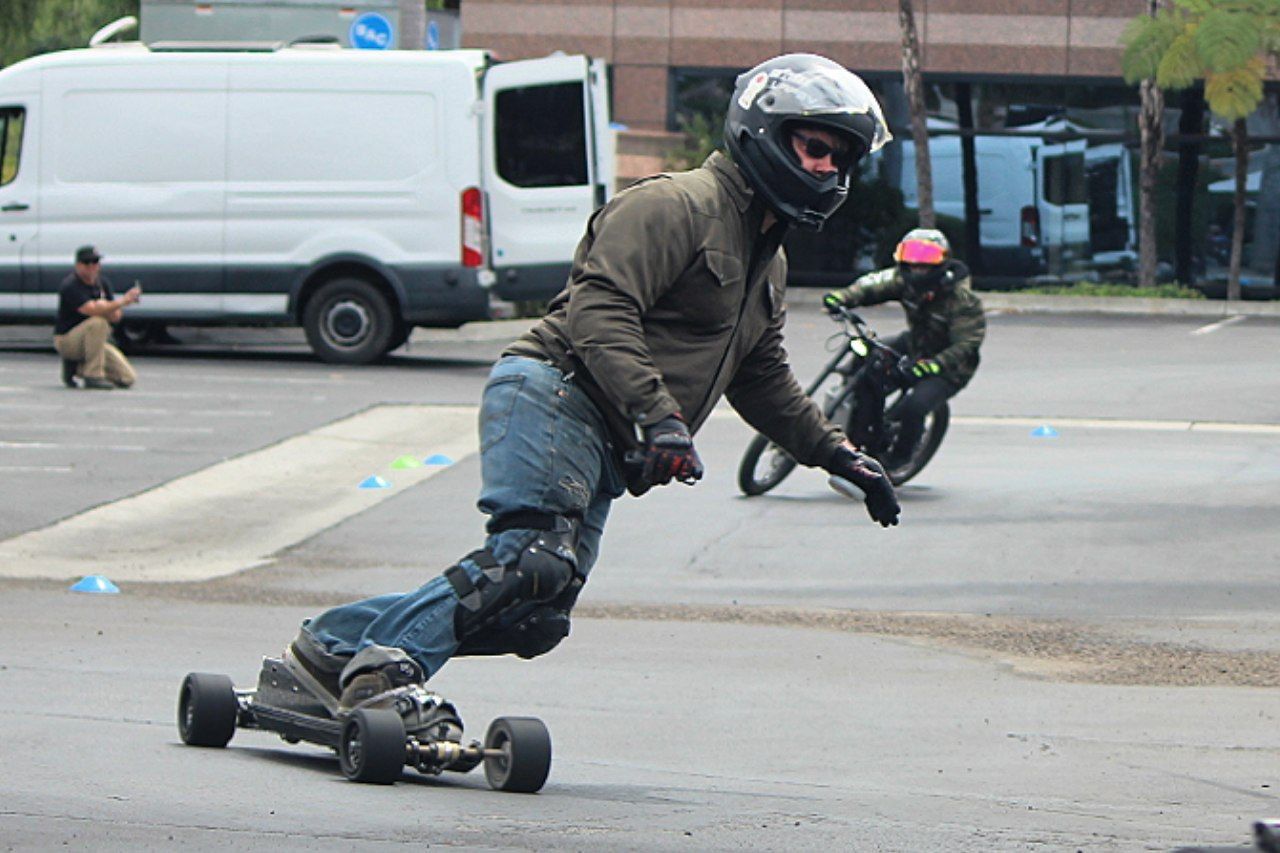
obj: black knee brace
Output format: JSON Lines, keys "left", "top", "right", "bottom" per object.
{"left": 445, "top": 514, "right": 580, "bottom": 651}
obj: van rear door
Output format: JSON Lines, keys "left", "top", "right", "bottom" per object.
{"left": 1036, "top": 139, "right": 1089, "bottom": 269}
{"left": 481, "top": 54, "right": 612, "bottom": 301}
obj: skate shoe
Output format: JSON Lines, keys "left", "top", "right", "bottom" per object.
{"left": 337, "top": 645, "right": 427, "bottom": 712}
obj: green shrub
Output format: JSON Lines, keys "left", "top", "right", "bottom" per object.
{"left": 1019, "top": 281, "right": 1205, "bottom": 298}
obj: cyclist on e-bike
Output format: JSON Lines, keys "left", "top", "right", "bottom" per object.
{"left": 823, "top": 229, "right": 986, "bottom": 470}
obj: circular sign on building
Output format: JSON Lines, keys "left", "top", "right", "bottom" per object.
{"left": 349, "top": 12, "right": 393, "bottom": 50}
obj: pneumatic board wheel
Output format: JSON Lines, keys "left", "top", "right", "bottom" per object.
{"left": 483, "top": 717, "right": 551, "bottom": 793}
{"left": 178, "top": 672, "right": 238, "bottom": 748}
{"left": 339, "top": 708, "right": 406, "bottom": 784}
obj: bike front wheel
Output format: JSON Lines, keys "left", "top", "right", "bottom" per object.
{"left": 884, "top": 402, "right": 950, "bottom": 486}
{"left": 737, "top": 433, "right": 798, "bottom": 496}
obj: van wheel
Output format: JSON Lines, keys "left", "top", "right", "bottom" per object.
{"left": 303, "top": 278, "right": 395, "bottom": 365}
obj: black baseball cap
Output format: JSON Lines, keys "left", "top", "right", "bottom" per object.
{"left": 75, "top": 245, "right": 101, "bottom": 264}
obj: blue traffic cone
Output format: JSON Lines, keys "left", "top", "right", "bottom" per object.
{"left": 423, "top": 454, "right": 454, "bottom": 466}
{"left": 358, "top": 475, "right": 391, "bottom": 489}
{"left": 70, "top": 574, "right": 120, "bottom": 594}
{"left": 1030, "top": 425, "right": 1060, "bottom": 438}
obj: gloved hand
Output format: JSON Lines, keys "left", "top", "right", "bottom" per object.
{"left": 642, "top": 414, "right": 704, "bottom": 486}
{"left": 822, "top": 290, "right": 849, "bottom": 315}
{"left": 825, "top": 444, "right": 900, "bottom": 527}
{"left": 911, "top": 359, "right": 943, "bottom": 380}
{"left": 895, "top": 355, "right": 919, "bottom": 388}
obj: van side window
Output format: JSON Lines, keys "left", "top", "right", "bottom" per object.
{"left": 0, "top": 108, "right": 24, "bottom": 186}
{"left": 495, "top": 83, "right": 587, "bottom": 188}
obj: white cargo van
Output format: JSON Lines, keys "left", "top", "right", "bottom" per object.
{"left": 0, "top": 43, "right": 613, "bottom": 363}
{"left": 893, "top": 120, "right": 1134, "bottom": 277}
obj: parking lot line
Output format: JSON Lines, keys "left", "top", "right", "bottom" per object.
{"left": 0, "top": 441, "right": 149, "bottom": 452}
{"left": 0, "top": 404, "right": 478, "bottom": 583}
{"left": 954, "top": 415, "right": 1280, "bottom": 434}
{"left": 1191, "top": 315, "right": 1247, "bottom": 336}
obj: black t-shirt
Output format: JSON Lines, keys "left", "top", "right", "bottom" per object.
{"left": 54, "top": 273, "right": 114, "bottom": 335}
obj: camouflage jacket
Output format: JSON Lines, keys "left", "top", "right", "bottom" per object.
{"left": 832, "top": 260, "right": 985, "bottom": 388}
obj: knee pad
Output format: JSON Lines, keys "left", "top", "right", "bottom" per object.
{"left": 445, "top": 515, "right": 580, "bottom": 645}
{"left": 455, "top": 576, "right": 584, "bottom": 660}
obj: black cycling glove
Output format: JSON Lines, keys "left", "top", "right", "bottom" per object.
{"left": 825, "top": 444, "right": 900, "bottom": 527}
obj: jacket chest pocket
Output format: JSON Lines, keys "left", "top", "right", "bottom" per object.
{"left": 668, "top": 248, "right": 744, "bottom": 329}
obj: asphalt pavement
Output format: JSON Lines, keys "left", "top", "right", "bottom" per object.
{"left": 0, "top": 296, "right": 1278, "bottom": 851}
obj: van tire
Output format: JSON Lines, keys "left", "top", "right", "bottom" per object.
{"left": 303, "top": 278, "right": 396, "bottom": 365}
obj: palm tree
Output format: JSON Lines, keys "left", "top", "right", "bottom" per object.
{"left": 1122, "top": 0, "right": 1280, "bottom": 300}
{"left": 1123, "top": 0, "right": 1165, "bottom": 291}
{"left": 898, "top": 0, "right": 934, "bottom": 229}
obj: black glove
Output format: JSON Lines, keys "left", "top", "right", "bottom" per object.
{"left": 825, "top": 445, "right": 900, "bottom": 527}
{"left": 641, "top": 414, "right": 704, "bottom": 486}
{"left": 895, "top": 355, "right": 919, "bottom": 388}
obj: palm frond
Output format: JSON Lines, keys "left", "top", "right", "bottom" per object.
{"left": 1204, "top": 58, "right": 1266, "bottom": 121}
{"left": 1157, "top": 32, "right": 1206, "bottom": 89}
{"left": 1194, "top": 8, "right": 1260, "bottom": 72}
{"left": 1120, "top": 11, "right": 1183, "bottom": 83}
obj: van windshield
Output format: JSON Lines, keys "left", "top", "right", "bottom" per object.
{"left": 495, "top": 82, "right": 588, "bottom": 188}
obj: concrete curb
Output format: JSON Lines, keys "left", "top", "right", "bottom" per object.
{"left": 784, "top": 287, "right": 1280, "bottom": 318}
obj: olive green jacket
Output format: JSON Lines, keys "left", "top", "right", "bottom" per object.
{"left": 832, "top": 262, "right": 986, "bottom": 388}
{"left": 506, "top": 151, "right": 843, "bottom": 474}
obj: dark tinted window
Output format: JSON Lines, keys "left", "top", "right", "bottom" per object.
{"left": 495, "top": 82, "right": 587, "bottom": 187}
{"left": 1042, "top": 152, "right": 1087, "bottom": 205}
{"left": 0, "top": 108, "right": 24, "bottom": 186}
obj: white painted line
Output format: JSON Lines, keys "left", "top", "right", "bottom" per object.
{"left": 0, "top": 403, "right": 269, "bottom": 418}
{"left": 1188, "top": 421, "right": 1280, "bottom": 434}
{"left": 0, "top": 404, "right": 479, "bottom": 583}
{"left": 955, "top": 415, "right": 1193, "bottom": 431}
{"left": 711, "top": 409, "right": 1280, "bottom": 436}
{"left": 0, "top": 389, "right": 326, "bottom": 402}
{"left": 112, "top": 391, "right": 315, "bottom": 402}
{"left": 1191, "top": 315, "right": 1246, "bottom": 336}
{"left": 5, "top": 424, "right": 215, "bottom": 435}
{"left": 0, "top": 442, "right": 148, "bottom": 452}
{"left": 0, "top": 465, "right": 73, "bottom": 473}
{"left": 171, "top": 373, "right": 369, "bottom": 386}
{"left": 953, "top": 415, "right": 1280, "bottom": 435}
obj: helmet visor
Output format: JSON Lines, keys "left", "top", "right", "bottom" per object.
{"left": 895, "top": 239, "right": 948, "bottom": 265}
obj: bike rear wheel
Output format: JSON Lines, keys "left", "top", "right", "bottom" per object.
{"left": 737, "top": 433, "right": 798, "bottom": 496}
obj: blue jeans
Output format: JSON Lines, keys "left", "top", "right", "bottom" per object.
{"left": 302, "top": 356, "right": 626, "bottom": 679}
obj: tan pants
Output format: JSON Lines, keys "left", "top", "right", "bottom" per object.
{"left": 54, "top": 316, "right": 136, "bottom": 387}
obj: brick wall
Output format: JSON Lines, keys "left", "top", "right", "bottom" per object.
{"left": 462, "top": 0, "right": 1149, "bottom": 130}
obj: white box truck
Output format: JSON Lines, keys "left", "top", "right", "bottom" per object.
{"left": 0, "top": 42, "right": 613, "bottom": 363}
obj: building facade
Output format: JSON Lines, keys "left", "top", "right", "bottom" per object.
{"left": 460, "top": 0, "right": 1147, "bottom": 132}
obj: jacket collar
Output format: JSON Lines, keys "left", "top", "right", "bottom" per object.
{"left": 705, "top": 150, "right": 754, "bottom": 215}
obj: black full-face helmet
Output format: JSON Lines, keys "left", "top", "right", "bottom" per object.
{"left": 894, "top": 228, "right": 955, "bottom": 299}
{"left": 724, "top": 54, "right": 890, "bottom": 230}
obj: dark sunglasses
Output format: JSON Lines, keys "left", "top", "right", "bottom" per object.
{"left": 792, "top": 130, "right": 859, "bottom": 169}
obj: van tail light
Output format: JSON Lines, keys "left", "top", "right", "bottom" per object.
{"left": 461, "top": 187, "right": 484, "bottom": 268}
{"left": 1020, "top": 205, "right": 1041, "bottom": 248}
